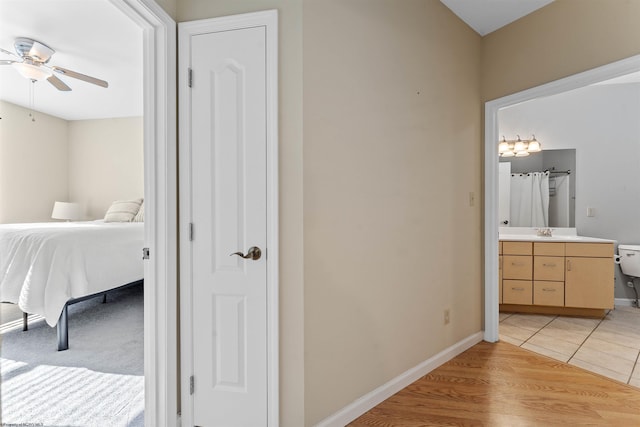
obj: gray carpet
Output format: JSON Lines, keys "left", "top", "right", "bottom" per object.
{"left": 0, "top": 284, "right": 144, "bottom": 427}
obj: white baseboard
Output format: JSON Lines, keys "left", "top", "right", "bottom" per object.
{"left": 615, "top": 298, "right": 638, "bottom": 307}
{"left": 314, "top": 331, "right": 484, "bottom": 427}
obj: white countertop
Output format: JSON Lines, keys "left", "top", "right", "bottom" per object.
{"left": 499, "top": 227, "right": 615, "bottom": 243}
{"left": 499, "top": 234, "right": 615, "bottom": 243}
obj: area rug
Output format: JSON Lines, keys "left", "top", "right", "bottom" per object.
{"left": 0, "top": 284, "right": 144, "bottom": 427}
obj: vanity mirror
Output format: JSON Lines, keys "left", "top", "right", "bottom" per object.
{"left": 499, "top": 149, "right": 576, "bottom": 228}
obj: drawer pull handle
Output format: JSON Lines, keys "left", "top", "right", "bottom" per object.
{"left": 511, "top": 262, "right": 524, "bottom": 266}
{"left": 567, "top": 259, "right": 572, "bottom": 271}
{"left": 511, "top": 287, "right": 525, "bottom": 291}
{"left": 543, "top": 263, "right": 556, "bottom": 267}
{"left": 542, "top": 288, "right": 556, "bottom": 292}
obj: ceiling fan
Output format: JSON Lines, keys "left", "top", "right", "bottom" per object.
{"left": 0, "top": 37, "right": 108, "bottom": 91}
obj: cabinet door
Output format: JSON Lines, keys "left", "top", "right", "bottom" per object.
{"left": 565, "top": 257, "right": 614, "bottom": 309}
{"left": 503, "top": 255, "right": 532, "bottom": 280}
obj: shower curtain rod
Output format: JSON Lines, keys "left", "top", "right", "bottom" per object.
{"left": 511, "top": 169, "right": 571, "bottom": 175}
{"left": 547, "top": 169, "right": 570, "bottom": 175}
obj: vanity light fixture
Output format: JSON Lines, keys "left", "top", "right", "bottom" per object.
{"left": 498, "top": 135, "right": 543, "bottom": 157}
{"left": 527, "top": 135, "right": 541, "bottom": 152}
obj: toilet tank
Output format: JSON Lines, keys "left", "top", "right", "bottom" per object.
{"left": 619, "top": 245, "right": 640, "bottom": 277}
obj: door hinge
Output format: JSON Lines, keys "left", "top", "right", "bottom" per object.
{"left": 188, "top": 68, "right": 193, "bottom": 88}
{"left": 190, "top": 375, "right": 194, "bottom": 395}
{"left": 189, "top": 223, "right": 194, "bottom": 241}
{"left": 142, "top": 247, "right": 150, "bottom": 260}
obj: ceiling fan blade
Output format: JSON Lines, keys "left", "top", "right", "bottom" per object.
{"left": 0, "top": 47, "right": 17, "bottom": 57}
{"left": 47, "top": 74, "right": 72, "bottom": 91}
{"left": 52, "top": 66, "right": 108, "bottom": 88}
{"left": 0, "top": 60, "right": 16, "bottom": 65}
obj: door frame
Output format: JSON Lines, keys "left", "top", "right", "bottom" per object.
{"left": 484, "top": 54, "right": 640, "bottom": 342}
{"left": 178, "top": 10, "right": 279, "bottom": 426}
{"left": 108, "top": 0, "right": 177, "bottom": 425}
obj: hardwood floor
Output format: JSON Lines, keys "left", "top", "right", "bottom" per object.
{"left": 349, "top": 341, "right": 640, "bottom": 426}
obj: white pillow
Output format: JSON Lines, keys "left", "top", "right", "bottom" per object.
{"left": 104, "top": 198, "right": 143, "bottom": 222}
{"left": 133, "top": 200, "right": 144, "bottom": 222}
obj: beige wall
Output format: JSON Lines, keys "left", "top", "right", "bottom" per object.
{"left": 0, "top": 101, "right": 68, "bottom": 223}
{"left": 482, "top": 0, "right": 640, "bottom": 101}
{"left": 0, "top": 101, "right": 142, "bottom": 223}
{"left": 303, "top": 0, "right": 482, "bottom": 424}
{"left": 68, "top": 117, "right": 144, "bottom": 219}
{"left": 176, "top": 2, "right": 305, "bottom": 426}
{"left": 160, "top": 0, "right": 640, "bottom": 425}
{"left": 154, "top": 0, "right": 176, "bottom": 19}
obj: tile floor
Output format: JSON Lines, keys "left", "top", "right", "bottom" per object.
{"left": 499, "top": 306, "right": 640, "bottom": 387}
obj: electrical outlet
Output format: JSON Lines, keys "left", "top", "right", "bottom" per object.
{"left": 587, "top": 207, "right": 595, "bottom": 217}
{"left": 469, "top": 192, "right": 475, "bottom": 207}
{"left": 444, "top": 309, "right": 450, "bottom": 325}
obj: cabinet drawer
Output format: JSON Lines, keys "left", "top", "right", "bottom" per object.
{"left": 534, "top": 242, "right": 565, "bottom": 256}
{"left": 534, "top": 281, "right": 564, "bottom": 306}
{"left": 503, "top": 255, "right": 532, "bottom": 280}
{"left": 503, "top": 280, "right": 533, "bottom": 305}
{"left": 565, "top": 242, "right": 613, "bottom": 258}
{"left": 534, "top": 256, "right": 564, "bottom": 281}
{"left": 503, "top": 241, "right": 532, "bottom": 255}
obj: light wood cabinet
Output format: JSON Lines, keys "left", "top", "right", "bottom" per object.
{"left": 565, "top": 243, "right": 614, "bottom": 309}
{"left": 565, "top": 256, "right": 614, "bottom": 309}
{"left": 534, "top": 281, "right": 564, "bottom": 306}
{"left": 499, "top": 240, "right": 614, "bottom": 315}
{"left": 532, "top": 243, "right": 564, "bottom": 306}
{"left": 503, "top": 279, "right": 532, "bottom": 305}
{"left": 503, "top": 241, "right": 532, "bottom": 256}
{"left": 502, "top": 242, "right": 532, "bottom": 305}
{"left": 499, "top": 242, "right": 503, "bottom": 304}
{"left": 504, "top": 255, "right": 533, "bottom": 280}
{"left": 534, "top": 256, "right": 564, "bottom": 281}
{"left": 534, "top": 242, "right": 565, "bottom": 257}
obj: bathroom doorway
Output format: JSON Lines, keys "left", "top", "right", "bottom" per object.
{"left": 484, "top": 55, "right": 640, "bottom": 385}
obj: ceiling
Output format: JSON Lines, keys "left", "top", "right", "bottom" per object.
{"left": 440, "top": 0, "right": 554, "bottom": 36}
{"left": 0, "top": 0, "right": 635, "bottom": 121}
{"left": 0, "top": 0, "right": 142, "bottom": 121}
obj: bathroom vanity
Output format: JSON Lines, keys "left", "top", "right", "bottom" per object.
{"left": 499, "top": 228, "right": 614, "bottom": 317}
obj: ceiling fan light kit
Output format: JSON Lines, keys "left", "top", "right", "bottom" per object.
{"left": 12, "top": 61, "right": 53, "bottom": 81}
{"left": 0, "top": 37, "right": 109, "bottom": 91}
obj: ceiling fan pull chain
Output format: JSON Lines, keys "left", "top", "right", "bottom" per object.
{"left": 28, "top": 79, "right": 36, "bottom": 122}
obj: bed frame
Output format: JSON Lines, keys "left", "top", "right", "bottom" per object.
{"left": 21, "top": 279, "right": 143, "bottom": 351}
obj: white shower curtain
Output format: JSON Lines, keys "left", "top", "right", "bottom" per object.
{"left": 510, "top": 171, "right": 550, "bottom": 227}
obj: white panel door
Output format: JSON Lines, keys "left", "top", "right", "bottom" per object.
{"left": 190, "top": 26, "right": 267, "bottom": 427}
{"left": 499, "top": 162, "right": 511, "bottom": 227}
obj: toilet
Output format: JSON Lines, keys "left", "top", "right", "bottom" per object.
{"left": 618, "top": 244, "right": 640, "bottom": 278}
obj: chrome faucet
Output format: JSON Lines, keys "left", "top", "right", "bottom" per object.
{"left": 536, "top": 228, "right": 553, "bottom": 237}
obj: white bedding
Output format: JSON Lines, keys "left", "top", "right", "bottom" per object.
{"left": 0, "top": 221, "right": 144, "bottom": 326}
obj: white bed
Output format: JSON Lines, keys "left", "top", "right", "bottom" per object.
{"left": 0, "top": 221, "right": 144, "bottom": 333}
